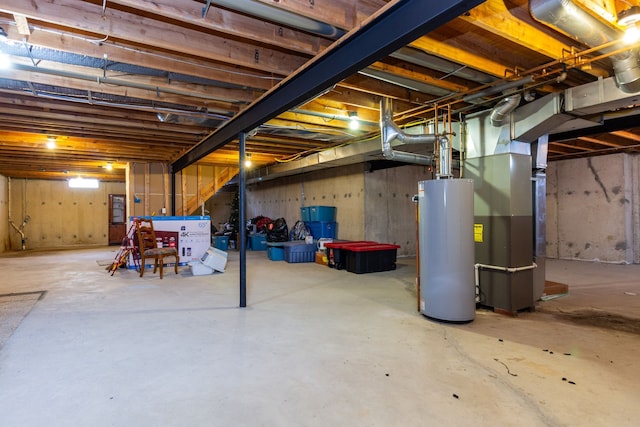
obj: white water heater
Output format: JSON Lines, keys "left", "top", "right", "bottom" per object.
{"left": 418, "top": 179, "right": 475, "bottom": 322}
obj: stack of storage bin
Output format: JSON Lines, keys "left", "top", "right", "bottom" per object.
{"left": 301, "top": 205, "right": 337, "bottom": 239}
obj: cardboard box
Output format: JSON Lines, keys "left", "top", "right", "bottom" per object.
{"left": 315, "top": 251, "right": 328, "bottom": 266}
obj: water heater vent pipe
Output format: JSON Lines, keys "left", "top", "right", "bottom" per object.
{"left": 380, "top": 97, "right": 451, "bottom": 177}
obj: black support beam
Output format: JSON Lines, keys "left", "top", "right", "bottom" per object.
{"left": 172, "top": 0, "right": 484, "bottom": 172}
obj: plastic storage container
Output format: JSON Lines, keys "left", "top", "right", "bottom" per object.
{"left": 305, "top": 221, "right": 337, "bottom": 239}
{"left": 189, "top": 246, "right": 228, "bottom": 275}
{"left": 213, "top": 235, "right": 229, "bottom": 251}
{"left": 324, "top": 241, "right": 377, "bottom": 269}
{"left": 249, "top": 234, "right": 267, "bottom": 251}
{"left": 308, "top": 206, "right": 336, "bottom": 221}
{"left": 300, "top": 206, "right": 311, "bottom": 222}
{"left": 345, "top": 243, "right": 401, "bottom": 274}
{"left": 284, "top": 242, "right": 316, "bottom": 263}
{"left": 267, "top": 243, "right": 285, "bottom": 261}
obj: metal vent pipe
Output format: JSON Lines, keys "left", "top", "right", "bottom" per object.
{"left": 490, "top": 93, "right": 522, "bottom": 126}
{"left": 530, "top": 0, "right": 640, "bottom": 93}
{"left": 380, "top": 97, "right": 451, "bottom": 177}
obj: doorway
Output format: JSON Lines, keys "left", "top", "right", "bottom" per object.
{"left": 108, "top": 194, "right": 126, "bottom": 245}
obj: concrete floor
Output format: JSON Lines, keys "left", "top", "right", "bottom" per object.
{"left": 0, "top": 247, "right": 638, "bottom": 426}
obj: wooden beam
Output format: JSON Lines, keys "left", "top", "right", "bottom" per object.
{"left": 0, "top": 0, "right": 307, "bottom": 75}
{"left": 22, "top": 30, "right": 279, "bottom": 91}
{"left": 106, "top": 0, "right": 332, "bottom": 56}
{"left": 410, "top": 36, "right": 508, "bottom": 77}
{"left": 460, "top": 0, "right": 572, "bottom": 61}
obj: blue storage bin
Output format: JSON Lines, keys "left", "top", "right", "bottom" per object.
{"left": 268, "top": 246, "right": 285, "bottom": 261}
{"left": 213, "top": 235, "right": 229, "bottom": 251}
{"left": 284, "top": 242, "right": 316, "bottom": 263}
{"left": 300, "top": 206, "right": 311, "bottom": 222}
{"left": 305, "top": 221, "right": 337, "bottom": 239}
{"left": 249, "top": 234, "right": 267, "bottom": 251}
{"left": 309, "top": 206, "right": 336, "bottom": 222}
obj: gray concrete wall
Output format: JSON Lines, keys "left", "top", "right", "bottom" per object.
{"left": 364, "top": 165, "right": 434, "bottom": 256}
{"left": 546, "top": 153, "right": 637, "bottom": 263}
{"left": 246, "top": 164, "right": 366, "bottom": 241}
{"left": 246, "top": 163, "right": 434, "bottom": 256}
{"left": 8, "top": 179, "right": 126, "bottom": 250}
{"left": 0, "top": 175, "right": 8, "bottom": 252}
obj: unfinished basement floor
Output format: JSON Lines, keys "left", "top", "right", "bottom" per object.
{"left": 0, "top": 247, "right": 639, "bottom": 426}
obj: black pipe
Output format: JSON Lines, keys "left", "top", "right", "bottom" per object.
{"left": 170, "top": 166, "right": 176, "bottom": 216}
{"left": 239, "top": 132, "right": 247, "bottom": 308}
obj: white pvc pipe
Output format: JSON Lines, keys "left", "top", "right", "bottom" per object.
{"left": 474, "top": 262, "right": 538, "bottom": 301}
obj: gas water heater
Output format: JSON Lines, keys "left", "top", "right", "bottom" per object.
{"left": 418, "top": 179, "right": 475, "bottom": 322}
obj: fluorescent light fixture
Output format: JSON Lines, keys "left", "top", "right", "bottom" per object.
{"left": 69, "top": 177, "right": 99, "bottom": 188}
{"left": 348, "top": 111, "right": 360, "bottom": 130}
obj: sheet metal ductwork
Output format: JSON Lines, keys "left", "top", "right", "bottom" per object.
{"left": 380, "top": 98, "right": 451, "bottom": 176}
{"left": 490, "top": 93, "right": 522, "bottom": 127}
{"left": 530, "top": 0, "right": 640, "bottom": 93}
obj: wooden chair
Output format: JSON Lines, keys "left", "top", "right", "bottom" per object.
{"left": 134, "top": 217, "right": 179, "bottom": 279}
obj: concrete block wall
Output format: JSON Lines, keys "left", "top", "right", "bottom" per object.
{"left": 0, "top": 175, "right": 9, "bottom": 252}
{"left": 547, "top": 153, "right": 638, "bottom": 263}
{"left": 7, "top": 178, "right": 126, "bottom": 250}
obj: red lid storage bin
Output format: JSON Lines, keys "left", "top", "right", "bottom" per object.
{"left": 345, "top": 243, "right": 401, "bottom": 274}
{"left": 324, "top": 241, "right": 377, "bottom": 269}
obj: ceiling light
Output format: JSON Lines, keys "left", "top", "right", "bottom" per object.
{"left": 69, "top": 177, "right": 99, "bottom": 189}
{"left": 105, "top": 162, "right": 113, "bottom": 171}
{"left": 0, "top": 52, "right": 11, "bottom": 70}
{"left": 46, "top": 137, "right": 56, "bottom": 149}
{"left": 348, "top": 111, "right": 360, "bottom": 130}
{"left": 623, "top": 25, "right": 640, "bottom": 44}
{"left": 618, "top": 6, "right": 640, "bottom": 26}
{"left": 244, "top": 153, "right": 252, "bottom": 168}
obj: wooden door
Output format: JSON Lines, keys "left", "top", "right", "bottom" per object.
{"left": 108, "top": 194, "right": 126, "bottom": 245}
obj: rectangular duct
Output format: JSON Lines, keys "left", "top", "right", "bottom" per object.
{"left": 565, "top": 76, "right": 640, "bottom": 115}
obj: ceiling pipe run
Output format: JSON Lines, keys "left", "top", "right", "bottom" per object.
{"left": 530, "top": 0, "right": 640, "bottom": 93}
{"left": 463, "top": 75, "right": 534, "bottom": 104}
{"left": 380, "top": 97, "right": 451, "bottom": 177}
{"left": 208, "top": 0, "right": 345, "bottom": 38}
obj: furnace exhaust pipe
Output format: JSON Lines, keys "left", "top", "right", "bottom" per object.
{"left": 380, "top": 98, "right": 452, "bottom": 177}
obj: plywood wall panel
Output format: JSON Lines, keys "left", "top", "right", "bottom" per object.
{"left": 7, "top": 179, "right": 125, "bottom": 250}
{"left": 0, "top": 175, "right": 9, "bottom": 252}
